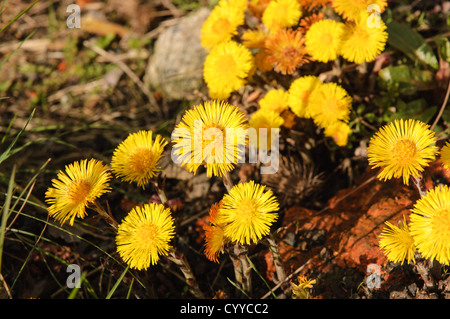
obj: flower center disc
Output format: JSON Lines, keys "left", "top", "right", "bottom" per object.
{"left": 213, "top": 17, "right": 231, "bottom": 34}
{"left": 240, "top": 199, "right": 258, "bottom": 222}
{"left": 321, "top": 33, "right": 333, "bottom": 45}
{"left": 129, "top": 148, "right": 153, "bottom": 174}
{"left": 136, "top": 223, "right": 158, "bottom": 249}
{"left": 69, "top": 180, "right": 91, "bottom": 204}
{"left": 392, "top": 139, "right": 417, "bottom": 164}
{"left": 218, "top": 54, "right": 237, "bottom": 75}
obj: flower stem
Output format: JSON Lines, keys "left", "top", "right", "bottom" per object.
{"left": 222, "top": 171, "right": 233, "bottom": 193}
{"left": 227, "top": 244, "right": 252, "bottom": 296}
{"left": 154, "top": 181, "right": 168, "bottom": 205}
{"left": 411, "top": 174, "right": 427, "bottom": 198}
{"left": 267, "top": 234, "right": 289, "bottom": 295}
{"left": 167, "top": 248, "right": 205, "bottom": 299}
{"left": 91, "top": 199, "right": 118, "bottom": 230}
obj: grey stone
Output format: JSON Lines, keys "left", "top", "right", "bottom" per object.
{"left": 145, "top": 8, "right": 210, "bottom": 100}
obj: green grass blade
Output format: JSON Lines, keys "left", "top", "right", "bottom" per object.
{"left": 227, "top": 277, "right": 250, "bottom": 299}
{"left": 105, "top": 264, "right": 129, "bottom": 299}
{"left": 0, "top": 0, "right": 41, "bottom": 33}
{"left": 246, "top": 255, "right": 277, "bottom": 299}
{"left": 0, "top": 108, "right": 35, "bottom": 166}
{"left": 0, "top": 165, "right": 15, "bottom": 274}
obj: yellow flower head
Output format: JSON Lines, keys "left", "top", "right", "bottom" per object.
{"left": 305, "top": 19, "right": 345, "bottom": 63}
{"left": 287, "top": 75, "right": 322, "bottom": 118}
{"left": 172, "top": 100, "right": 248, "bottom": 178}
{"left": 440, "top": 141, "right": 450, "bottom": 170}
{"left": 203, "top": 201, "right": 226, "bottom": 262}
{"left": 333, "top": 0, "right": 388, "bottom": 21}
{"left": 410, "top": 185, "right": 450, "bottom": 265}
{"left": 255, "top": 49, "right": 273, "bottom": 73}
{"left": 45, "top": 159, "right": 111, "bottom": 226}
{"left": 298, "top": 12, "right": 324, "bottom": 33}
{"left": 324, "top": 121, "right": 352, "bottom": 147}
{"left": 300, "top": 0, "right": 329, "bottom": 10}
{"left": 242, "top": 26, "right": 267, "bottom": 49}
{"left": 379, "top": 216, "right": 416, "bottom": 265}
{"left": 262, "top": 0, "right": 302, "bottom": 31}
{"left": 265, "top": 28, "right": 308, "bottom": 75}
{"left": 116, "top": 203, "right": 175, "bottom": 270}
{"left": 204, "top": 41, "right": 254, "bottom": 100}
{"left": 111, "top": 130, "right": 167, "bottom": 189}
{"left": 218, "top": 180, "right": 279, "bottom": 245}
{"left": 308, "top": 82, "right": 352, "bottom": 127}
{"left": 258, "top": 89, "right": 290, "bottom": 114}
{"left": 248, "top": 0, "right": 271, "bottom": 19}
{"left": 340, "top": 15, "right": 388, "bottom": 64}
{"left": 291, "top": 275, "right": 316, "bottom": 299}
{"left": 367, "top": 119, "right": 438, "bottom": 185}
{"left": 200, "top": 0, "right": 247, "bottom": 51}
{"left": 249, "top": 109, "right": 284, "bottom": 150}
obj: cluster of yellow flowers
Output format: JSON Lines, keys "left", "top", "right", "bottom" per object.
{"left": 45, "top": 100, "right": 281, "bottom": 272}
{"left": 367, "top": 118, "right": 450, "bottom": 266}
{"left": 200, "top": 0, "right": 388, "bottom": 148}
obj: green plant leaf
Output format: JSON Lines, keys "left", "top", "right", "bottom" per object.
{"left": 434, "top": 35, "right": 450, "bottom": 63}
{"left": 390, "top": 98, "right": 437, "bottom": 123}
{"left": 379, "top": 64, "right": 435, "bottom": 94}
{"left": 386, "top": 21, "right": 439, "bottom": 70}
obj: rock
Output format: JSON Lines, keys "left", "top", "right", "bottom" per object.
{"left": 145, "top": 8, "right": 210, "bottom": 100}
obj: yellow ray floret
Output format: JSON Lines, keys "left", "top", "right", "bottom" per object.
{"left": 379, "top": 216, "right": 416, "bottom": 265}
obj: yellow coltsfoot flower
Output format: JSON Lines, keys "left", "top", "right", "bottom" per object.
{"left": 379, "top": 216, "right": 416, "bottom": 265}
{"left": 218, "top": 181, "right": 279, "bottom": 245}
{"left": 261, "top": 0, "right": 302, "bottom": 31}
{"left": 340, "top": 14, "right": 388, "bottom": 64}
{"left": 203, "top": 201, "right": 227, "bottom": 263}
{"left": 265, "top": 29, "right": 308, "bottom": 75}
{"left": 287, "top": 75, "right": 323, "bottom": 118}
{"left": 305, "top": 19, "right": 345, "bottom": 63}
{"left": 439, "top": 141, "right": 450, "bottom": 170}
{"left": 203, "top": 41, "right": 254, "bottom": 100}
{"left": 367, "top": 119, "right": 438, "bottom": 185}
{"left": 116, "top": 203, "right": 175, "bottom": 270}
{"left": 200, "top": 0, "right": 247, "bottom": 51}
{"left": 172, "top": 100, "right": 248, "bottom": 178}
{"left": 308, "top": 82, "right": 353, "bottom": 128}
{"left": 45, "top": 159, "right": 111, "bottom": 226}
{"left": 332, "top": 0, "right": 388, "bottom": 21}
{"left": 410, "top": 185, "right": 450, "bottom": 265}
{"left": 111, "top": 130, "right": 167, "bottom": 189}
